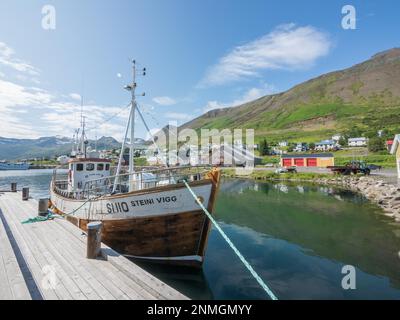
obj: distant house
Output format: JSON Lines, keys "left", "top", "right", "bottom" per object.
{"left": 271, "top": 147, "right": 284, "bottom": 155}
{"left": 390, "top": 135, "right": 400, "bottom": 179}
{"left": 278, "top": 141, "right": 288, "bottom": 147}
{"left": 348, "top": 137, "right": 368, "bottom": 147}
{"left": 315, "top": 140, "right": 336, "bottom": 151}
{"left": 293, "top": 143, "right": 308, "bottom": 153}
{"left": 281, "top": 153, "right": 334, "bottom": 168}
{"left": 332, "top": 134, "right": 342, "bottom": 143}
{"left": 57, "top": 155, "right": 70, "bottom": 165}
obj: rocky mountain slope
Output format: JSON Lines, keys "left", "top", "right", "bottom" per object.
{"left": 181, "top": 48, "right": 400, "bottom": 142}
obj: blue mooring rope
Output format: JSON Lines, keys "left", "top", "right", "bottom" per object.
{"left": 183, "top": 180, "right": 278, "bottom": 300}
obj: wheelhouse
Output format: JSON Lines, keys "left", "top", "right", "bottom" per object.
{"left": 67, "top": 158, "right": 111, "bottom": 193}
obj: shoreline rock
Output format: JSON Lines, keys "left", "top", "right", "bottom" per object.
{"left": 334, "top": 176, "right": 400, "bottom": 222}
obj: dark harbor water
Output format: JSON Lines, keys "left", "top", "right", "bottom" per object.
{"left": 2, "top": 170, "right": 400, "bottom": 299}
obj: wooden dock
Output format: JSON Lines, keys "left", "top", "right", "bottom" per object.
{"left": 0, "top": 191, "right": 188, "bottom": 300}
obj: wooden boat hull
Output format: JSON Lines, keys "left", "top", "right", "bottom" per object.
{"left": 50, "top": 169, "right": 221, "bottom": 267}
{"left": 65, "top": 210, "right": 208, "bottom": 267}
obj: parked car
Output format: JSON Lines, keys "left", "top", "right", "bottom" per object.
{"left": 275, "top": 166, "right": 297, "bottom": 174}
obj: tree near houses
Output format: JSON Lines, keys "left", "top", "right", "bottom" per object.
{"left": 259, "top": 138, "right": 270, "bottom": 156}
{"left": 368, "top": 137, "right": 385, "bottom": 152}
{"left": 339, "top": 136, "right": 347, "bottom": 147}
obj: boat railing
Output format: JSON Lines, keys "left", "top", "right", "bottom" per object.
{"left": 52, "top": 166, "right": 213, "bottom": 200}
{"left": 82, "top": 166, "right": 212, "bottom": 199}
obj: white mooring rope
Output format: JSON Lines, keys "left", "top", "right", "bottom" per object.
{"left": 183, "top": 180, "right": 278, "bottom": 300}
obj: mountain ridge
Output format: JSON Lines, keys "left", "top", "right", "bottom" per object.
{"left": 0, "top": 136, "right": 121, "bottom": 160}
{"left": 181, "top": 48, "right": 400, "bottom": 142}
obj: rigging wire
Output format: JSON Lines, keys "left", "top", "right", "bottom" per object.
{"left": 85, "top": 101, "right": 132, "bottom": 133}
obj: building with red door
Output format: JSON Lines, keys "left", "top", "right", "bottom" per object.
{"left": 281, "top": 153, "right": 334, "bottom": 168}
{"left": 386, "top": 140, "right": 394, "bottom": 152}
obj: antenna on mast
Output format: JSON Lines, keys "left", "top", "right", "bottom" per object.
{"left": 113, "top": 59, "right": 147, "bottom": 193}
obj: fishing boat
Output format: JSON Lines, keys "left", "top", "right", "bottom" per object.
{"left": 0, "top": 161, "right": 30, "bottom": 170}
{"left": 49, "top": 61, "right": 221, "bottom": 267}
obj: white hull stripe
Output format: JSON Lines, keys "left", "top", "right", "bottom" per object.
{"left": 51, "top": 183, "right": 213, "bottom": 220}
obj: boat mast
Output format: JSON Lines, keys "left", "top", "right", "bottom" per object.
{"left": 113, "top": 60, "right": 146, "bottom": 193}
{"left": 81, "top": 116, "right": 87, "bottom": 157}
{"left": 128, "top": 60, "right": 137, "bottom": 190}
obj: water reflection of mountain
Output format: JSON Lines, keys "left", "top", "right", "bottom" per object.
{"left": 215, "top": 180, "right": 400, "bottom": 288}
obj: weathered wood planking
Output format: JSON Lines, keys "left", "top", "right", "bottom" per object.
{"left": 0, "top": 210, "right": 31, "bottom": 300}
{"left": 0, "top": 192, "right": 188, "bottom": 300}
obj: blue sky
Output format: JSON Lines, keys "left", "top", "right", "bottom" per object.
{"left": 0, "top": 0, "right": 399, "bottom": 140}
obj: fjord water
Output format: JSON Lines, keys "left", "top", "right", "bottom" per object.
{"left": 2, "top": 170, "right": 400, "bottom": 300}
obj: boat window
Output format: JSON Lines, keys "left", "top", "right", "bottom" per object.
{"left": 97, "top": 163, "right": 104, "bottom": 171}
{"left": 86, "top": 163, "right": 95, "bottom": 171}
{"left": 76, "top": 163, "right": 84, "bottom": 171}
{"left": 105, "top": 163, "right": 110, "bottom": 170}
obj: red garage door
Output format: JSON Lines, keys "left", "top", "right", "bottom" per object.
{"left": 294, "top": 158, "right": 304, "bottom": 167}
{"left": 307, "top": 158, "right": 317, "bottom": 167}
{"left": 283, "top": 159, "right": 292, "bottom": 167}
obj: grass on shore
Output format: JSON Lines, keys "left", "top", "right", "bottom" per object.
{"left": 30, "top": 160, "right": 58, "bottom": 165}
{"left": 334, "top": 155, "right": 396, "bottom": 168}
{"left": 222, "top": 168, "right": 334, "bottom": 181}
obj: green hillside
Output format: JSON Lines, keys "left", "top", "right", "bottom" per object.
{"left": 181, "top": 48, "right": 400, "bottom": 143}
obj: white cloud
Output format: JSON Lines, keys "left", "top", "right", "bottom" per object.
{"left": 0, "top": 41, "right": 131, "bottom": 139}
{"left": 203, "top": 84, "right": 276, "bottom": 113}
{"left": 0, "top": 78, "right": 129, "bottom": 139}
{"left": 200, "top": 24, "right": 331, "bottom": 87}
{"left": 0, "top": 79, "right": 54, "bottom": 138}
{"left": 69, "top": 93, "right": 82, "bottom": 101}
{"left": 0, "top": 42, "right": 40, "bottom": 76}
{"left": 164, "top": 112, "right": 192, "bottom": 121}
{"left": 0, "top": 79, "right": 53, "bottom": 109}
{"left": 152, "top": 96, "right": 177, "bottom": 106}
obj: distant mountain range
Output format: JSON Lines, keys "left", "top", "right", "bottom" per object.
{"left": 0, "top": 136, "right": 122, "bottom": 160}
{"left": 181, "top": 48, "right": 400, "bottom": 143}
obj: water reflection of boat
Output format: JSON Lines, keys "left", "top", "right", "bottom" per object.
{"left": 133, "top": 261, "right": 213, "bottom": 299}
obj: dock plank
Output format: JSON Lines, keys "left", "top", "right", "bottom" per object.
{"left": 17, "top": 198, "right": 154, "bottom": 299}
{"left": 0, "top": 213, "right": 30, "bottom": 300}
{"left": 0, "top": 192, "right": 188, "bottom": 300}
{"left": 1, "top": 197, "right": 71, "bottom": 300}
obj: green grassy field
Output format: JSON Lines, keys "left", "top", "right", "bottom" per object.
{"left": 334, "top": 155, "right": 396, "bottom": 168}
{"left": 30, "top": 159, "right": 58, "bottom": 165}
{"left": 258, "top": 148, "right": 396, "bottom": 168}
{"left": 134, "top": 157, "right": 149, "bottom": 166}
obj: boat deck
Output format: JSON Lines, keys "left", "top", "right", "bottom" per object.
{"left": 0, "top": 191, "right": 188, "bottom": 300}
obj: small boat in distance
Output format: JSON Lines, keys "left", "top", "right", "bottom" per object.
{"left": 0, "top": 161, "right": 30, "bottom": 170}
{"left": 49, "top": 61, "right": 221, "bottom": 267}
